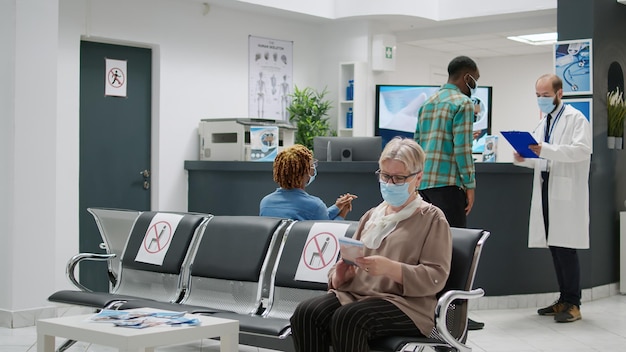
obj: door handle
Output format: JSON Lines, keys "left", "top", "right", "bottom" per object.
{"left": 140, "top": 169, "right": 150, "bottom": 190}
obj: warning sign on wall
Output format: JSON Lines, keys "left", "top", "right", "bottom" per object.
{"left": 105, "top": 58, "right": 127, "bottom": 97}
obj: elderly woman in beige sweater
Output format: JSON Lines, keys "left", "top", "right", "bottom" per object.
{"left": 290, "top": 137, "right": 452, "bottom": 352}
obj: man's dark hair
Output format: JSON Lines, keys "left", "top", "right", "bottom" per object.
{"left": 448, "top": 56, "right": 477, "bottom": 78}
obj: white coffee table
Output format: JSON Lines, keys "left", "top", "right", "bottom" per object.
{"left": 36, "top": 308, "right": 239, "bottom": 352}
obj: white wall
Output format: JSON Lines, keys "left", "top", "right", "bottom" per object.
{"left": 1, "top": 0, "right": 554, "bottom": 316}
{"left": 2, "top": 0, "right": 59, "bottom": 314}
{"left": 0, "top": 0, "right": 16, "bottom": 311}
{"left": 478, "top": 54, "right": 553, "bottom": 162}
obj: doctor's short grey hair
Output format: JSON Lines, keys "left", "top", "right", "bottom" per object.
{"left": 379, "top": 137, "right": 425, "bottom": 174}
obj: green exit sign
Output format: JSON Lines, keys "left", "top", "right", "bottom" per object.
{"left": 385, "top": 47, "right": 393, "bottom": 59}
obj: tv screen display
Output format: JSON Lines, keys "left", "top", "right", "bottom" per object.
{"left": 374, "top": 85, "right": 493, "bottom": 153}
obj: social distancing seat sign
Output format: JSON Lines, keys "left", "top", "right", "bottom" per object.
{"left": 294, "top": 222, "right": 350, "bottom": 283}
{"left": 135, "top": 213, "right": 184, "bottom": 265}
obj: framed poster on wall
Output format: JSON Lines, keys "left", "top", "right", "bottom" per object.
{"left": 563, "top": 97, "right": 593, "bottom": 152}
{"left": 554, "top": 39, "right": 592, "bottom": 96}
{"left": 248, "top": 36, "right": 293, "bottom": 120}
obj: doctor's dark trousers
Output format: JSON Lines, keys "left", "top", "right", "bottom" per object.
{"left": 542, "top": 172, "right": 581, "bottom": 306}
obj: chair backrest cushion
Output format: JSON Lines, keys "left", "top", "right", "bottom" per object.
{"left": 121, "top": 212, "right": 207, "bottom": 274}
{"left": 190, "top": 216, "right": 285, "bottom": 281}
{"left": 274, "top": 220, "right": 359, "bottom": 291}
{"left": 443, "top": 227, "right": 485, "bottom": 293}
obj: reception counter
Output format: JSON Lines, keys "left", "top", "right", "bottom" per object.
{"left": 184, "top": 160, "right": 602, "bottom": 297}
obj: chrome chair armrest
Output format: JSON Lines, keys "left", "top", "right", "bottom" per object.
{"left": 66, "top": 253, "right": 116, "bottom": 292}
{"left": 434, "top": 288, "right": 484, "bottom": 352}
{"left": 278, "top": 326, "right": 292, "bottom": 340}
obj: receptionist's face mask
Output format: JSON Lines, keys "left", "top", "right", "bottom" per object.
{"left": 306, "top": 166, "right": 317, "bottom": 187}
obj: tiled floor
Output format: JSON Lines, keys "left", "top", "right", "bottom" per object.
{"left": 2, "top": 294, "right": 625, "bottom": 351}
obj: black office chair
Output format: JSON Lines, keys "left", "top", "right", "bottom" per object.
{"left": 369, "top": 228, "right": 490, "bottom": 352}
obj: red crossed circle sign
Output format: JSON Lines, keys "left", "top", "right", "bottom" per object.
{"left": 108, "top": 68, "right": 125, "bottom": 88}
{"left": 143, "top": 221, "right": 173, "bottom": 253}
{"left": 302, "top": 232, "right": 339, "bottom": 270}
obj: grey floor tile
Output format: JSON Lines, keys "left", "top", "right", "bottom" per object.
{"left": 0, "top": 295, "right": 624, "bottom": 351}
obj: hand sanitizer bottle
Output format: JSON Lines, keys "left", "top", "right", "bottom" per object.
{"left": 346, "top": 80, "right": 354, "bottom": 101}
{"left": 346, "top": 107, "right": 353, "bottom": 129}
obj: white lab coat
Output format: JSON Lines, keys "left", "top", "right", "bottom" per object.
{"left": 514, "top": 103, "right": 592, "bottom": 249}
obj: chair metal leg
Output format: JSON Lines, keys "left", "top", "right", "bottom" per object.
{"left": 56, "top": 339, "right": 77, "bottom": 352}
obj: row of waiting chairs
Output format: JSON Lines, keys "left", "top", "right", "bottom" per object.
{"left": 48, "top": 207, "right": 489, "bottom": 352}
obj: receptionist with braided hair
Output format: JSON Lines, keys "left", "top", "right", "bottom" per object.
{"left": 260, "top": 144, "right": 357, "bottom": 220}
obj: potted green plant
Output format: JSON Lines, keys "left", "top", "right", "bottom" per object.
{"left": 608, "top": 87, "right": 626, "bottom": 149}
{"left": 286, "top": 86, "right": 334, "bottom": 150}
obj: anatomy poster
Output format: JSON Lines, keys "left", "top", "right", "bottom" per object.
{"left": 248, "top": 36, "right": 293, "bottom": 120}
{"left": 554, "top": 39, "right": 592, "bottom": 96}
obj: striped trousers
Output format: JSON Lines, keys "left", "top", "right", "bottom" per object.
{"left": 290, "top": 293, "right": 424, "bottom": 352}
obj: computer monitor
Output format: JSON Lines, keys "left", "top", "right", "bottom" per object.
{"left": 313, "top": 136, "right": 382, "bottom": 162}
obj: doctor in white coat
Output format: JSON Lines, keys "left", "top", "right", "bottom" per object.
{"left": 514, "top": 74, "right": 591, "bottom": 323}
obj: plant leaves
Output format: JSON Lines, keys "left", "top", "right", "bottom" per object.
{"left": 286, "top": 85, "right": 334, "bottom": 149}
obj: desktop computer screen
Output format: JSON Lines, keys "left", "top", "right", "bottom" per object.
{"left": 313, "top": 136, "right": 382, "bottom": 162}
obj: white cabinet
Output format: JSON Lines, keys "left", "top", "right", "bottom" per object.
{"left": 338, "top": 62, "right": 368, "bottom": 137}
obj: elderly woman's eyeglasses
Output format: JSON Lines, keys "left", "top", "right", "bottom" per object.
{"left": 311, "top": 159, "right": 319, "bottom": 169}
{"left": 375, "top": 169, "right": 420, "bottom": 185}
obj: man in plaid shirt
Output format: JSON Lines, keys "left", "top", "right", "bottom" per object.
{"left": 414, "top": 56, "right": 483, "bottom": 330}
{"left": 415, "top": 55, "right": 478, "bottom": 228}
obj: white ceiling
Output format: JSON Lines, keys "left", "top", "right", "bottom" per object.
{"left": 205, "top": 0, "right": 558, "bottom": 58}
{"left": 377, "top": 9, "right": 558, "bottom": 58}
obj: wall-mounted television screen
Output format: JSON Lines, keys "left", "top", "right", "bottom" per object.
{"left": 374, "top": 85, "right": 493, "bottom": 153}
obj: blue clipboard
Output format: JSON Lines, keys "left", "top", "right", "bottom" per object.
{"left": 500, "top": 131, "right": 539, "bottom": 158}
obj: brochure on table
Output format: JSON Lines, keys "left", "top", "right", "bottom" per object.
{"left": 89, "top": 309, "right": 200, "bottom": 329}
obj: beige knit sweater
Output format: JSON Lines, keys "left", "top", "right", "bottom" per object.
{"left": 329, "top": 202, "right": 452, "bottom": 336}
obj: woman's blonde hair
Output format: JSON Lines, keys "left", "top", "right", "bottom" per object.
{"left": 273, "top": 144, "right": 313, "bottom": 189}
{"left": 379, "top": 137, "right": 425, "bottom": 173}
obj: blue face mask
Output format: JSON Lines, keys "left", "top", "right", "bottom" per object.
{"left": 379, "top": 181, "right": 411, "bottom": 207}
{"left": 537, "top": 96, "right": 556, "bottom": 114}
{"left": 306, "top": 167, "right": 317, "bottom": 187}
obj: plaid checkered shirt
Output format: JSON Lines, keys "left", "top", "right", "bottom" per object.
{"left": 415, "top": 83, "right": 476, "bottom": 190}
